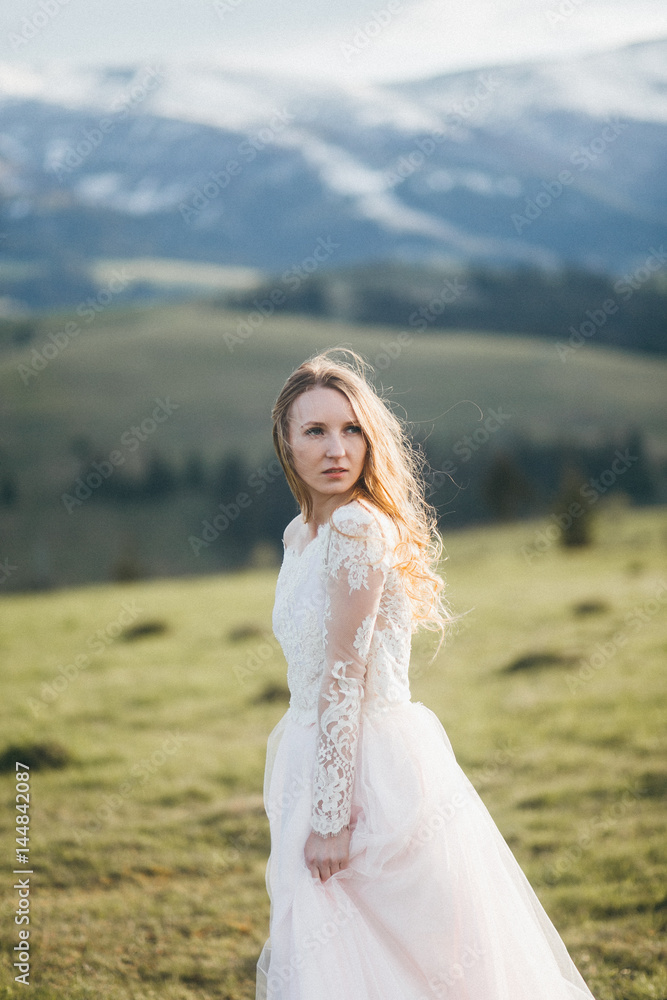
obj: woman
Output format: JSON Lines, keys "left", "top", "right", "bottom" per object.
{"left": 256, "top": 349, "right": 595, "bottom": 1000}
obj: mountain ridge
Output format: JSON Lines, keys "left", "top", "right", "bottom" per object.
{"left": 0, "top": 37, "right": 666, "bottom": 314}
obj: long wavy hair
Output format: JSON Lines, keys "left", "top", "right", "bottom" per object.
{"left": 271, "top": 348, "right": 454, "bottom": 639}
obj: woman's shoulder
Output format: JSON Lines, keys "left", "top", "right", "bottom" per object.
{"left": 331, "top": 498, "right": 396, "bottom": 540}
{"left": 282, "top": 513, "right": 304, "bottom": 548}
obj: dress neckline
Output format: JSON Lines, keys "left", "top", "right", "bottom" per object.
{"left": 282, "top": 498, "right": 379, "bottom": 558}
{"left": 283, "top": 518, "right": 329, "bottom": 558}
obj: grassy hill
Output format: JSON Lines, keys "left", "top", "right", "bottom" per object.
{"left": 1, "top": 301, "right": 666, "bottom": 589}
{"left": 3, "top": 300, "right": 667, "bottom": 479}
{"left": 0, "top": 503, "right": 665, "bottom": 998}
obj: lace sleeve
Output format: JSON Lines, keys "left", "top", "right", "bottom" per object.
{"left": 311, "top": 504, "right": 389, "bottom": 837}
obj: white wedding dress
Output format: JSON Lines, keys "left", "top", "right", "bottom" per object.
{"left": 256, "top": 499, "right": 595, "bottom": 1000}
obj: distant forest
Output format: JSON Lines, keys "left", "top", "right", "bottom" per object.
{"left": 2, "top": 261, "right": 665, "bottom": 358}
{"left": 2, "top": 425, "right": 660, "bottom": 587}
{"left": 220, "top": 262, "right": 667, "bottom": 356}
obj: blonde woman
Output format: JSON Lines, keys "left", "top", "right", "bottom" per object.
{"left": 256, "top": 349, "right": 595, "bottom": 1000}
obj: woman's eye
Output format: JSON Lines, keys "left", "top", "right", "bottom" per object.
{"left": 304, "top": 425, "right": 360, "bottom": 436}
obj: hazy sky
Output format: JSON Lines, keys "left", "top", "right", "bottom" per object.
{"left": 0, "top": 0, "right": 665, "bottom": 82}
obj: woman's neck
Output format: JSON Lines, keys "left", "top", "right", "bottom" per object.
{"left": 307, "top": 489, "right": 357, "bottom": 528}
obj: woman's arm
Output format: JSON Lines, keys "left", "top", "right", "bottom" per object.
{"left": 306, "top": 505, "right": 388, "bottom": 881}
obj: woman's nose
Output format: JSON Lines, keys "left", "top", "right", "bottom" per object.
{"left": 326, "top": 433, "right": 345, "bottom": 456}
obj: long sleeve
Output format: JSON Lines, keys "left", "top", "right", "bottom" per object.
{"left": 311, "top": 506, "right": 389, "bottom": 837}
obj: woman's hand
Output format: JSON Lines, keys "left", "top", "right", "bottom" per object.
{"left": 305, "top": 826, "right": 350, "bottom": 883}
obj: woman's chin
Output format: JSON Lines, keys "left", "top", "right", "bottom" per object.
{"left": 311, "top": 480, "right": 354, "bottom": 501}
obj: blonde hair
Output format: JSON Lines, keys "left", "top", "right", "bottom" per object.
{"left": 271, "top": 348, "right": 454, "bottom": 639}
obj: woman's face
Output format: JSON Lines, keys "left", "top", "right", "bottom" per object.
{"left": 287, "top": 386, "right": 367, "bottom": 507}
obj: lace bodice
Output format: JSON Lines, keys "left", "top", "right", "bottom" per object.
{"left": 272, "top": 499, "right": 414, "bottom": 837}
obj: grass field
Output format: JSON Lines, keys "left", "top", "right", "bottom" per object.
{"left": 0, "top": 501, "right": 666, "bottom": 998}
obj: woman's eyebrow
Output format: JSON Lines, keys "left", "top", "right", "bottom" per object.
{"left": 300, "top": 419, "right": 358, "bottom": 428}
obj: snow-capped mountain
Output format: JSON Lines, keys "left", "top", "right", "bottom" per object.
{"left": 0, "top": 38, "right": 666, "bottom": 310}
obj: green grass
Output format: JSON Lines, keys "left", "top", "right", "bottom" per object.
{"left": 90, "top": 258, "right": 263, "bottom": 293}
{"left": 0, "top": 501, "right": 666, "bottom": 998}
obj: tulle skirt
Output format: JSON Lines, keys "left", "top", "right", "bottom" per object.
{"left": 256, "top": 701, "right": 595, "bottom": 1000}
